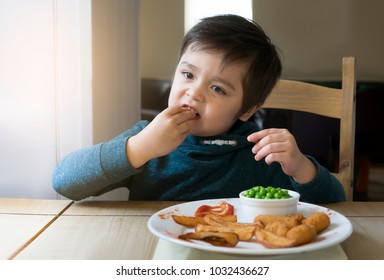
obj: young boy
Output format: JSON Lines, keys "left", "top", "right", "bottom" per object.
{"left": 52, "top": 15, "right": 345, "bottom": 203}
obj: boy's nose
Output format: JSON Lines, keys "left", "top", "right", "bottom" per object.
{"left": 186, "top": 85, "right": 204, "bottom": 101}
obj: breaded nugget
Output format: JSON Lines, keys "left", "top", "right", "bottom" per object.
{"left": 302, "top": 212, "right": 330, "bottom": 233}
{"left": 255, "top": 229, "right": 296, "bottom": 249}
{"left": 254, "top": 214, "right": 304, "bottom": 228}
{"left": 286, "top": 224, "right": 317, "bottom": 246}
{"left": 264, "top": 221, "right": 291, "bottom": 236}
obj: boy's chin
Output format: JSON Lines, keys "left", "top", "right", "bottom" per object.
{"left": 188, "top": 127, "right": 228, "bottom": 137}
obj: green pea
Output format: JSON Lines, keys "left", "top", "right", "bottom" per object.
{"left": 247, "top": 189, "right": 256, "bottom": 197}
{"left": 242, "top": 186, "right": 292, "bottom": 200}
{"left": 274, "top": 192, "right": 281, "bottom": 199}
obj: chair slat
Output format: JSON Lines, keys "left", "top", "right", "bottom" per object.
{"left": 261, "top": 57, "right": 356, "bottom": 201}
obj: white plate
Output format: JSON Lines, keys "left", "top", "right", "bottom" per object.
{"left": 147, "top": 198, "right": 353, "bottom": 256}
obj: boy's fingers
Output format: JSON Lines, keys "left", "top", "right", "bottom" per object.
{"left": 248, "top": 129, "right": 274, "bottom": 142}
{"left": 164, "top": 106, "right": 197, "bottom": 124}
{"left": 248, "top": 128, "right": 290, "bottom": 144}
{"left": 178, "top": 119, "right": 196, "bottom": 134}
{"left": 176, "top": 111, "right": 197, "bottom": 125}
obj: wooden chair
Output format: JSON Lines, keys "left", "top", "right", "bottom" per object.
{"left": 262, "top": 57, "right": 356, "bottom": 201}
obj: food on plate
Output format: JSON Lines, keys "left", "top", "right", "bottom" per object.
{"left": 194, "top": 201, "right": 234, "bottom": 217}
{"left": 264, "top": 221, "right": 291, "bottom": 236}
{"left": 302, "top": 212, "right": 330, "bottom": 233}
{"left": 254, "top": 214, "right": 304, "bottom": 228}
{"left": 174, "top": 201, "right": 331, "bottom": 249}
{"left": 286, "top": 224, "right": 317, "bottom": 246}
{"left": 255, "top": 229, "right": 296, "bottom": 248}
{"left": 202, "top": 214, "right": 243, "bottom": 227}
{"left": 195, "top": 224, "right": 255, "bottom": 241}
{"left": 198, "top": 214, "right": 256, "bottom": 241}
{"left": 172, "top": 214, "right": 237, "bottom": 227}
{"left": 243, "top": 186, "right": 292, "bottom": 199}
{"left": 254, "top": 213, "right": 325, "bottom": 248}
{"left": 172, "top": 215, "right": 206, "bottom": 227}
{"left": 178, "top": 231, "right": 239, "bottom": 247}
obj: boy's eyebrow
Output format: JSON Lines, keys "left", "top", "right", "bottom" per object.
{"left": 180, "top": 61, "right": 197, "bottom": 70}
{"left": 180, "top": 61, "right": 236, "bottom": 91}
{"left": 214, "top": 76, "right": 236, "bottom": 91}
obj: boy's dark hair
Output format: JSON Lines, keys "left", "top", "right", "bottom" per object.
{"left": 180, "top": 14, "right": 282, "bottom": 118}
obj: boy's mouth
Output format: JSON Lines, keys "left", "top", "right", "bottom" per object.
{"left": 182, "top": 104, "right": 200, "bottom": 118}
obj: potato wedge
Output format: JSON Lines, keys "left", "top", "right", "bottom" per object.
{"left": 195, "top": 224, "right": 255, "bottom": 241}
{"left": 172, "top": 215, "right": 206, "bottom": 227}
{"left": 203, "top": 214, "right": 238, "bottom": 224}
{"left": 172, "top": 214, "right": 237, "bottom": 227}
{"left": 179, "top": 231, "right": 239, "bottom": 247}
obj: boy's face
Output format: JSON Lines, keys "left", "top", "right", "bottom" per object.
{"left": 168, "top": 46, "right": 252, "bottom": 136}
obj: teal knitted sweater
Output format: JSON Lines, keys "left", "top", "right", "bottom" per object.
{"left": 52, "top": 120, "right": 345, "bottom": 203}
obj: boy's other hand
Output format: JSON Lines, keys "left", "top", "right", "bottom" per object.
{"left": 126, "top": 106, "right": 197, "bottom": 168}
{"left": 247, "top": 128, "right": 316, "bottom": 184}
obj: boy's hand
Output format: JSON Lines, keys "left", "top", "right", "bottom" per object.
{"left": 126, "top": 106, "right": 197, "bottom": 168}
{"left": 247, "top": 128, "right": 316, "bottom": 184}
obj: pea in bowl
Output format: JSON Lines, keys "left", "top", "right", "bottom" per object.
{"left": 239, "top": 186, "right": 300, "bottom": 222}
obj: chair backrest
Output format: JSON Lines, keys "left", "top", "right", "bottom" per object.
{"left": 262, "top": 57, "right": 356, "bottom": 201}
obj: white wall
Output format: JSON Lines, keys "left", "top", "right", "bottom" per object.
{"left": 0, "top": 0, "right": 92, "bottom": 199}
{"left": 0, "top": 0, "right": 140, "bottom": 200}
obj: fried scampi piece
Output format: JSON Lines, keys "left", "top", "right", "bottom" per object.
{"left": 179, "top": 231, "right": 239, "bottom": 247}
{"left": 255, "top": 229, "right": 296, "bottom": 249}
{"left": 172, "top": 214, "right": 237, "bottom": 228}
{"left": 255, "top": 212, "right": 329, "bottom": 248}
{"left": 195, "top": 224, "right": 255, "bottom": 241}
{"left": 264, "top": 221, "right": 291, "bottom": 237}
{"left": 302, "top": 212, "right": 330, "bottom": 233}
{"left": 286, "top": 224, "right": 317, "bottom": 246}
{"left": 254, "top": 214, "right": 305, "bottom": 228}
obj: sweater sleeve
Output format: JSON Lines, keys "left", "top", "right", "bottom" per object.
{"left": 290, "top": 156, "right": 346, "bottom": 203}
{"left": 52, "top": 121, "right": 148, "bottom": 200}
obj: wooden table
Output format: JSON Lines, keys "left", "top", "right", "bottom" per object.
{"left": 0, "top": 198, "right": 73, "bottom": 260}
{"left": 1, "top": 199, "right": 383, "bottom": 260}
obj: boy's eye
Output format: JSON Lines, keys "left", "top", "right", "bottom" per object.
{"left": 182, "top": 72, "right": 194, "bottom": 79}
{"left": 212, "top": 85, "right": 225, "bottom": 94}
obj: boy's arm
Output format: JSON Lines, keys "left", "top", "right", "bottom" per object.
{"left": 52, "top": 121, "right": 148, "bottom": 200}
{"left": 248, "top": 128, "right": 346, "bottom": 203}
{"left": 53, "top": 105, "right": 197, "bottom": 200}
{"left": 290, "top": 157, "right": 346, "bottom": 203}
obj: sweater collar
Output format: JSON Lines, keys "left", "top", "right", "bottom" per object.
{"left": 181, "top": 121, "right": 260, "bottom": 153}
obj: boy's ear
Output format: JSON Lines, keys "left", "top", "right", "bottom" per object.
{"left": 238, "top": 105, "right": 259, "bottom": 121}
